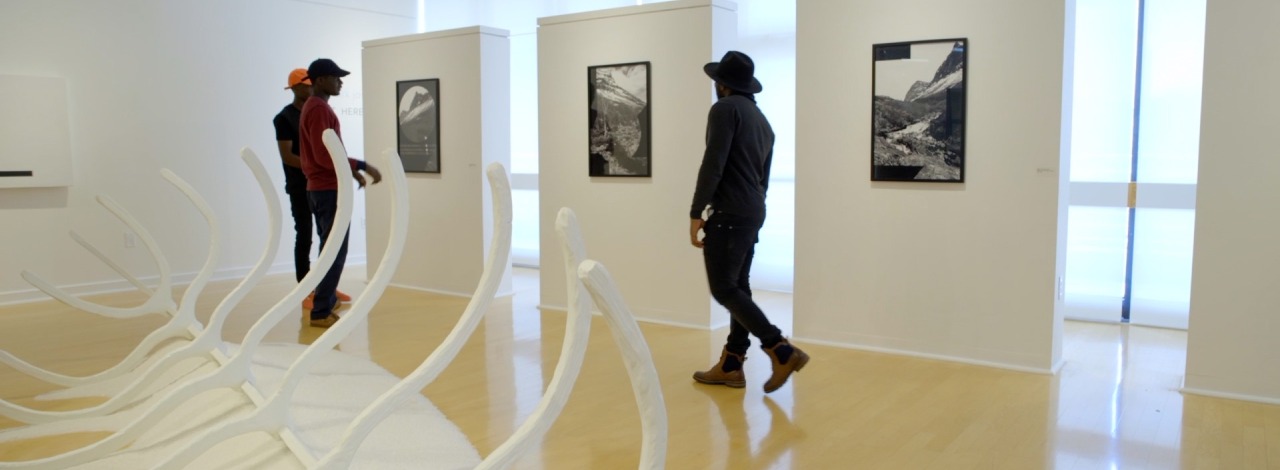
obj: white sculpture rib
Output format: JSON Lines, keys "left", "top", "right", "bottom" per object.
{"left": 0, "top": 168, "right": 222, "bottom": 424}
{"left": 68, "top": 230, "right": 153, "bottom": 295}
{"left": 0, "top": 168, "right": 236, "bottom": 391}
{"left": 473, "top": 207, "right": 595, "bottom": 470}
{"left": 18, "top": 193, "right": 174, "bottom": 320}
{"left": 149, "top": 132, "right": 403, "bottom": 470}
{"left": 577, "top": 260, "right": 668, "bottom": 470}
{"left": 0, "top": 136, "right": 354, "bottom": 469}
{"left": 0, "top": 149, "right": 281, "bottom": 423}
{"left": 314, "top": 161, "right": 512, "bottom": 469}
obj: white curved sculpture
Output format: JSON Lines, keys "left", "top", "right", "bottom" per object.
{"left": 149, "top": 134, "right": 405, "bottom": 469}
{"left": 0, "top": 149, "right": 283, "bottom": 424}
{"left": 313, "top": 161, "right": 512, "bottom": 469}
{"left": 0, "top": 132, "right": 355, "bottom": 469}
{"left": 576, "top": 259, "right": 668, "bottom": 470}
{"left": 0, "top": 162, "right": 667, "bottom": 468}
{"left": 18, "top": 195, "right": 176, "bottom": 320}
{"left": 0, "top": 170, "right": 223, "bottom": 424}
{"left": 66, "top": 230, "right": 154, "bottom": 296}
{"left": 0, "top": 198, "right": 178, "bottom": 387}
{"left": 468, "top": 207, "right": 596, "bottom": 470}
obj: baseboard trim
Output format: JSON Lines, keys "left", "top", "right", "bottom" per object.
{"left": 538, "top": 303, "right": 604, "bottom": 318}
{"left": 630, "top": 316, "right": 716, "bottom": 331}
{"left": 537, "top": 303, "right": 714, "bottom": 330}
{"left": 1180, "top": 386, "right": 1280, "bottom": 406}
{"left": 792, "top": 336, "right": 1056, "bottom": 375}
{"left": 1050, "top": 357, "right": 1067, "bottom": 375}
{"left": 388, "top": 283, "right": 515, "bottom": 300}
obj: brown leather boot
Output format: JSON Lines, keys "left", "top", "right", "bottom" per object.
{"left": 693, "top": 349, "right": 746, "bottom": 388}
{"left": 762, "top": 339, "right": 809, "bottom": 393}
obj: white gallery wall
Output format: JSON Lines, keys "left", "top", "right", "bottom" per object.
{"left": 0, "top": 0, "right": 415, "bottom": 304}
{"left": 418, "top": 0, "right": 798, "bottom": 292}
{"left": 537, "top": 0, "right": 736, "bottom": 328}
{"left": 362, "top": 27, "right": 513, "bottom": 297}
{"left": 1184, "top": 0, "right": 1280, "bottom": 404}
{"left": 794, "top": 0, "right": 1067, "bottom": 371}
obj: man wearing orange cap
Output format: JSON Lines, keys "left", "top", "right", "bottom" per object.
{"left": 274, "top": 68, "right": 351, "bottom": 311}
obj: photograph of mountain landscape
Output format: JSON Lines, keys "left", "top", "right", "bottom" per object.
{"left": 588, "top": 61, "right": 651, "bottom": 177}
{"left": 872, "top": 39, "right": 967, "bottom": 182}
{"left": 397, "top": 78, "right": 440, "bottom": 173}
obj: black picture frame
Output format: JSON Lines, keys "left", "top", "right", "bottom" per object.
{"left": 588, "top": 61, "right": 652, "bottom": 177}
{"left": 396, "top": 78, "right": 441, "bottom": 173}
{"left": 871, "top": 38, "right": 967, "bottom": 182}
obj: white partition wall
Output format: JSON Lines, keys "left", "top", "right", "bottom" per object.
{"left": 1184, "top": 0, "right": 1280, "bottom": 405}
{"left": 363, "top": 27, "right": 513, "bottom": 296}
{"left": 794, "top": 0, "right": 1067, "bottom": 372}
{"left": 538, "top": 0, "right": 736, "bottom": 328}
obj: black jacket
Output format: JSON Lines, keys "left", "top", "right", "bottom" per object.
{"left": 689, "top": 95, "right": 775, "bottom": 225}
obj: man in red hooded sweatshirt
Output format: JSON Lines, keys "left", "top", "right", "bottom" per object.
{"left": 298, "top": 58, "right": 382, "bottom": 328}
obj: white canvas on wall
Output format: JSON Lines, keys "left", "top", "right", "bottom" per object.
{"left": 0, "top": 75, "right": 72, "bottom": 188}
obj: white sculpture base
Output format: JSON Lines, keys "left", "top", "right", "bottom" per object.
{"left": 51, "top": 344, "right": 479, "bottom": 470}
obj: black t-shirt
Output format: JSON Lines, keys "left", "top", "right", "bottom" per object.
{"left": 272, "top": 104, "right": 308, "bottom": 192}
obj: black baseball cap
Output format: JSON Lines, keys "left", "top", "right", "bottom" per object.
{"left": 306, "top": 58, "right": 350, "bottom": 79}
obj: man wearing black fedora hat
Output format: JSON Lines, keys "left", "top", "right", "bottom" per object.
{"left": 690, "top": 50, "right": 809, "bottom": 393}
{"left": 298, "top": 57, "right": 382, "bottom": 328}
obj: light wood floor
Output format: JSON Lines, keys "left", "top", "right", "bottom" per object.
{"left": 0, "top": 267, "right": 1277, "bottom": 469}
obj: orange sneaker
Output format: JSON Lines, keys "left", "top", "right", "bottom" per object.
{"left": 336, "top": 290, "right": 352, "bottom": 302}
{"left": 302, "top": 292, "right": 315, "bottom": 310}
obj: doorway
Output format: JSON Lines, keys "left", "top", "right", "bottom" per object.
{"left": 1063, "top": 0, "right": 1206, "bottom": 330}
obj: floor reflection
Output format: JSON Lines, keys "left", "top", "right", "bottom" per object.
{"left": 145, "top": 270, "right": 1257, "bottom": 470}
{"left": 1054, "top": 322, "right": 1188, "bottom": 469}
{"left": 6, "top": 268, "right": 1280, "bottom": 468}
{"left": 695, "top": 383, "right": 803, "bottom": 470}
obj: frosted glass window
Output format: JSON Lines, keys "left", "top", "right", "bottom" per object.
{"left": 1064, "top": 206, "right": 1130, "bottom": 298}
{"left": 1129, "top": 208, "right": 1194, "bottom": 317}
{"left": 511, "top": 189, "right": 539, "bottom": 266}
{"left": 749, "top": 41, "right": 796, "bottom": 180}
{"left": 752, "top": 180, "right": 794, "bottom": 292}
{"left": 1069, "top": 0, "right": 1140, "bottom": 183}
{"left": 743, "top": 36, "right": 797, "bottom": 292}
{"left": 509, "top": 33, "right": 540, "bottom": 175}
{"left": 1136, "top": 0, "right": 1206, "bottom": 184}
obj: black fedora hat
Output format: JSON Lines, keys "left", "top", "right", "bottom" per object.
{"left": 703, "top": 50, "right": 762, "bottom": 94}
{"left": 306, "top": 58, "right": 350, "bottom": 80}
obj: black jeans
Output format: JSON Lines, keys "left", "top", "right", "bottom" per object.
{"left": 307, "top": 190, "right": 348, "bottom": 320}
{"left": 702, "top": 213, "right": 782, "bottom": 356}
{"left": 287, "top": 187, "right": 313, "bottom": 283}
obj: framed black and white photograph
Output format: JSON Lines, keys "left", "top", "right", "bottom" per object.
{"left": 872, "top": 39, "right": 967, "bottom": 182}
{"left": 588, "top": 61, "right": 651, "bottom": 177}
{"left": 396, "top": 78, "right": 440, "bottom": 173}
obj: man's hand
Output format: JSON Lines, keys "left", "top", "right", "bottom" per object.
{"left": 354, "top": 172, "right": 367, "bottom": 188}
{"left": 690, "top": 218, "right": 705, "bottom": 248}
{"left": 364, "top": 164, "right": 383, "bottom": 185}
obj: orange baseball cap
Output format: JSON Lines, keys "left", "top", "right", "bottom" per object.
{"left": 285, "top": 68, "right": 311, "bottom": 89}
